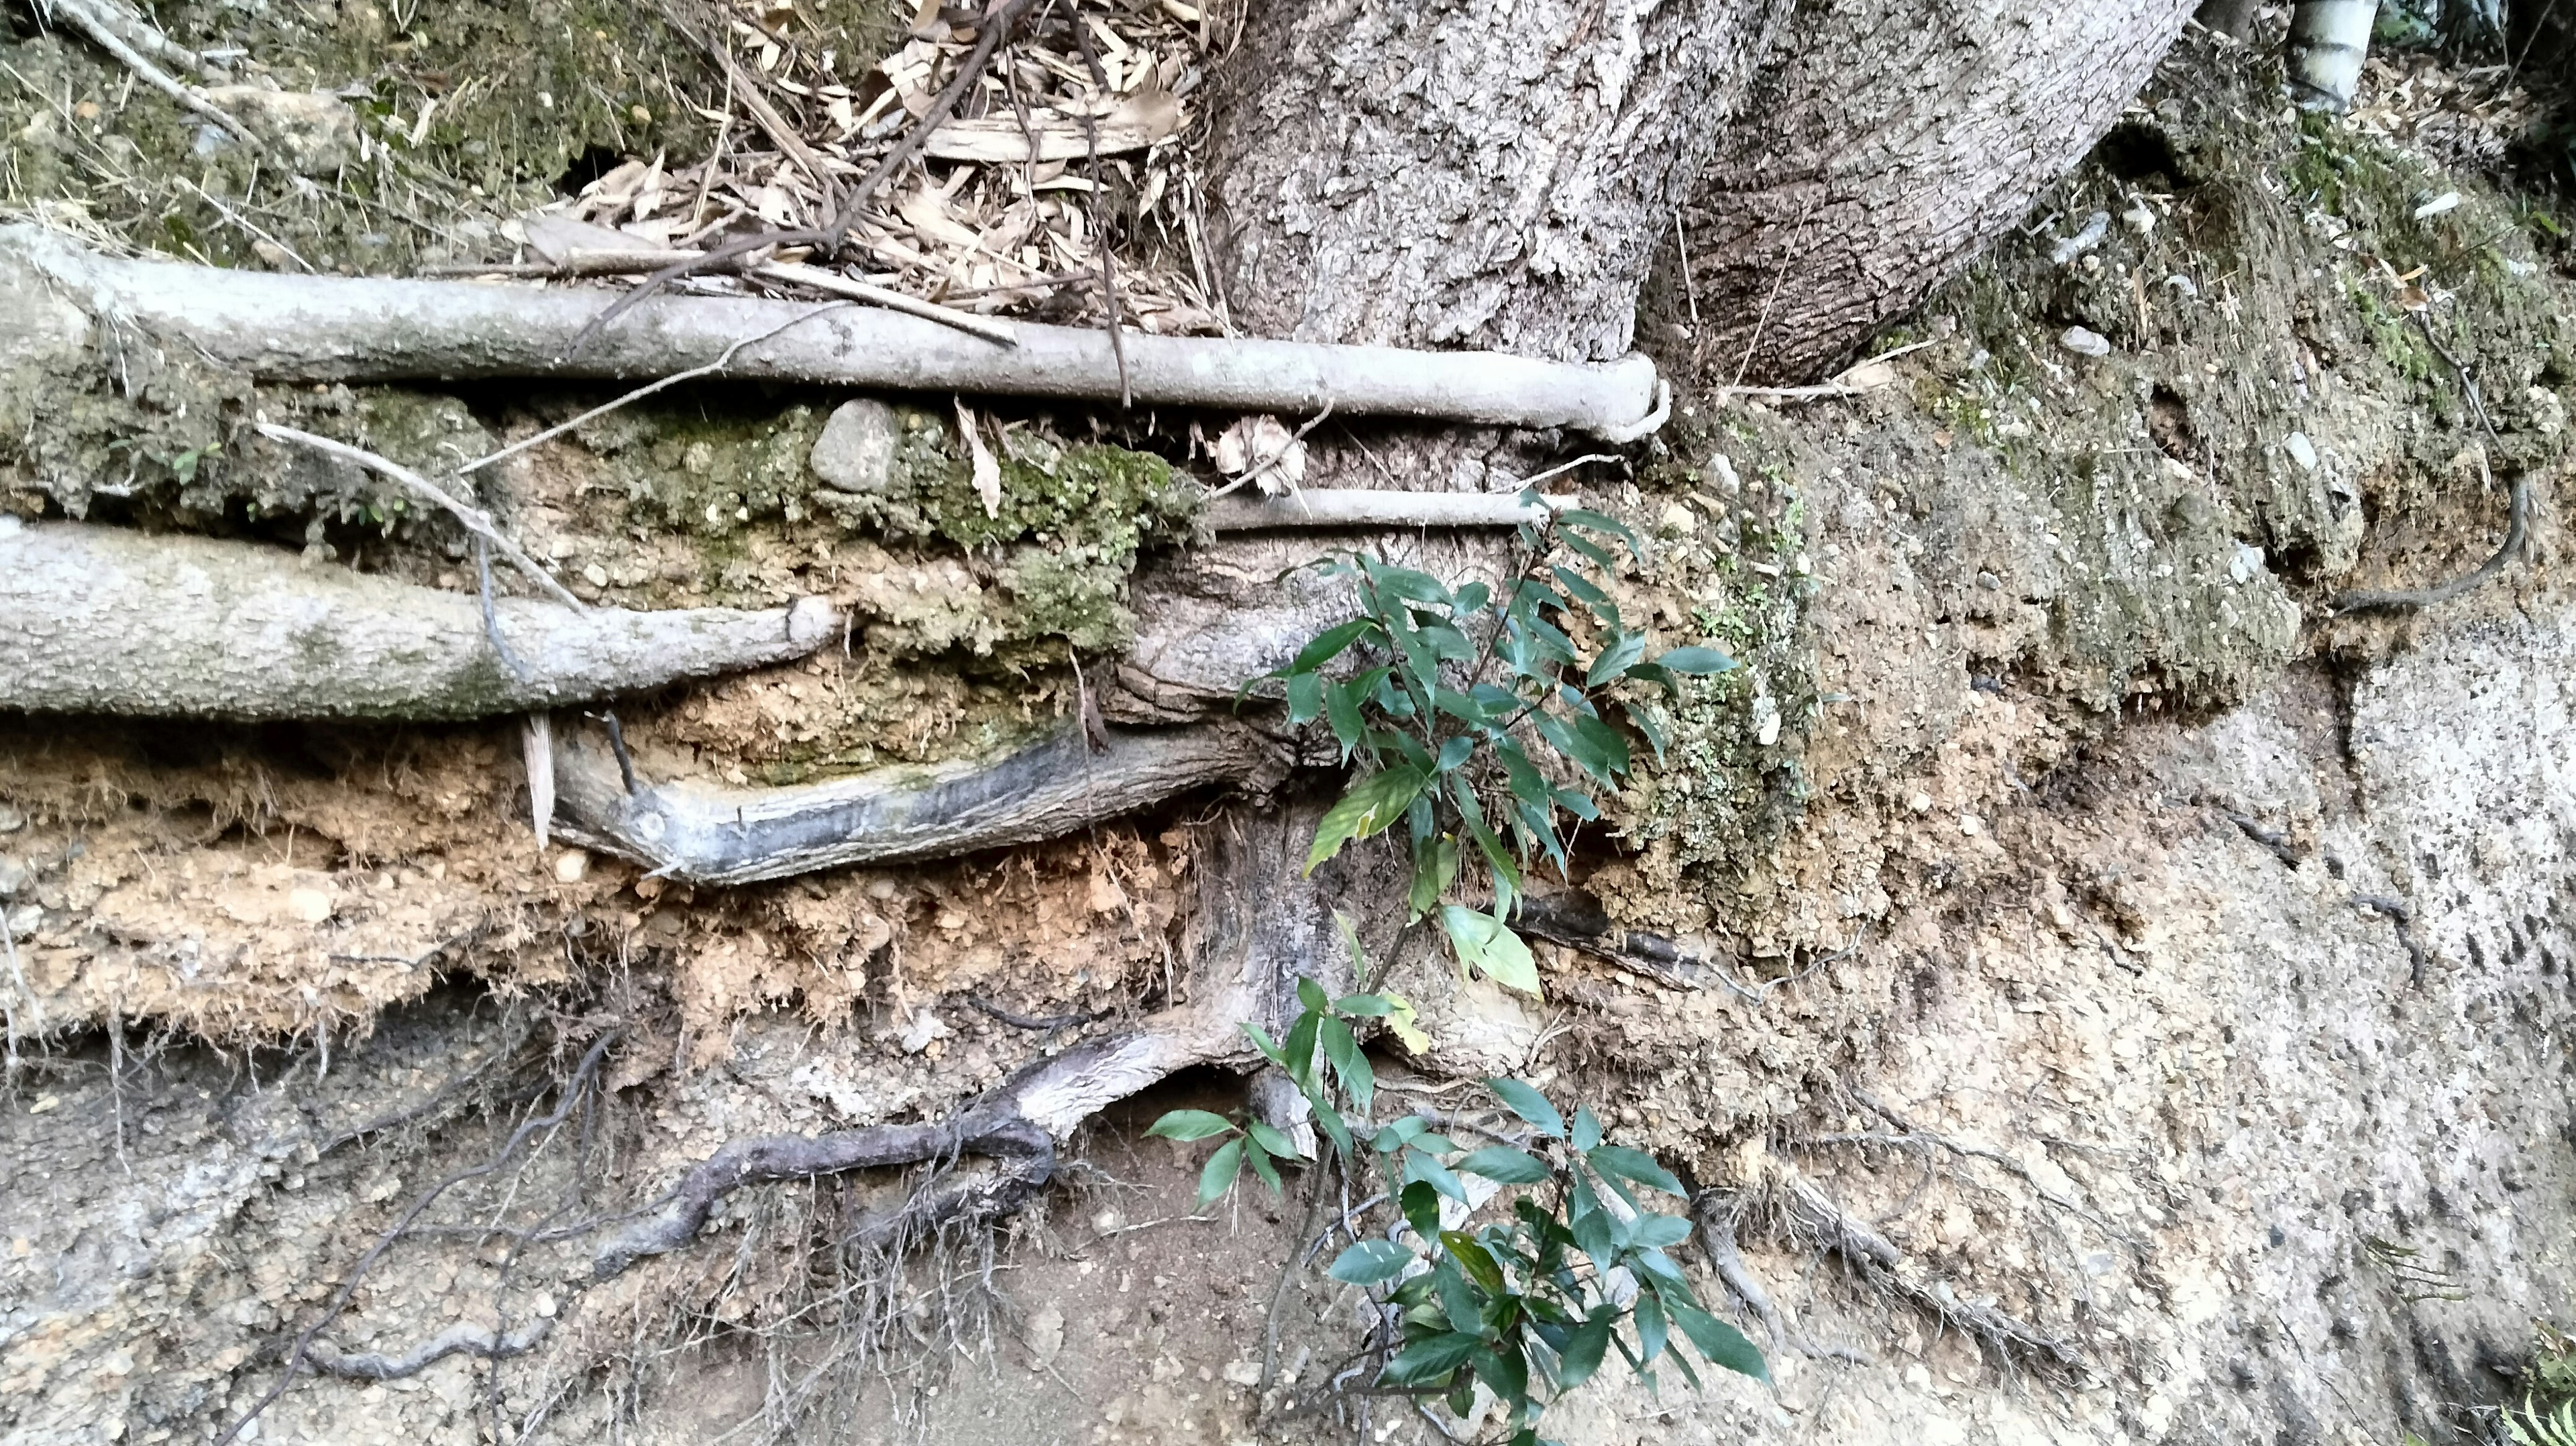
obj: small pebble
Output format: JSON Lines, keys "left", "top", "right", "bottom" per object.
{"left": 553, "top": 849, "right": 590, "bottom": 884}
{"left": 1909, "top": 791, "right": 1933, "bottom": 814}
{"left": 1960, "top": 815, "right": 1984, "bottom": 836}
{"left": 2284, "top": 431, "right": 2319, "bottom": 472}
{"left": 2059, "top": 326, "right": 2111, "bottom": 358}
{"left": 286, "top": 887, "right": 334, "bottom": 924}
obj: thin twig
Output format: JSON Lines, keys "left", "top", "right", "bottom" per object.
{"left": 42, "top": 0, "right": 258, "bottom": 146}
{"left": 569, "top": 0, "right": 1040, "bottom": 351}
{"left": 253, "top": 425, "right": 584, "bottom": 609}
{"left": 753, "top": 262, "right": 1018, "bottom": 345}
{"left": 1065, "top": 7, "right": 1132, "bottom": 408}
{"left": 454, "top": 300, "right": 857, "bottom": 477}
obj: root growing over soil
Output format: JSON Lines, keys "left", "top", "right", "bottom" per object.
{"left": 550, "top": 718, "right": 1289, "bottom": 885}
{"left": 0, "top": 521, "right": 838, "bottom": 720}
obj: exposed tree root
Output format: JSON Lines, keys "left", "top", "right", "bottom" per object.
{"left": 549, "top": 716, "right": 1289, "bottom": 885}
{"left": 1205, "top": 489, "right": 1574, "bottom": 531}
{"left": 307, "top": 1318, "right": 555, "bottom": 1380}
{"left": 0, "top": 520, "right": 837, "bottom": 720}
{"left": 1508, "top": 892, "right": 1740, "bottom": 995}
{"left": 1719, "top": 1164, "right": 2090, "bottom": 1381}
{"left": 2, "top": 222, "right": 1669, "bottom": 437}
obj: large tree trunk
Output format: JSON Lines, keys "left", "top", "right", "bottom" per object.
{"left": 1684, "top": 0, "right": 2199, "bottom": 381}
{"left": 1202, "top": 0, "right": 1790, "bottom": 363}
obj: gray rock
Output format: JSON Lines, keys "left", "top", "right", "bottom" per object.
{"left": 810, "top": 399, "right": 902, "bottom": 494}
{"left": 2059, "top": 326, "right": 2111, "bottom": 358}
{"left": 0, "top": 855, "right": 25, "bottom": 897}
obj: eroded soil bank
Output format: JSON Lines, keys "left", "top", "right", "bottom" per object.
{"left": 4, "top": 17, "right": 2576, "bottom": 1446}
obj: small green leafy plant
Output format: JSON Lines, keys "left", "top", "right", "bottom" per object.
{"left": 1268, "top": 502, "right": 1735, "bottom": 995}
{"left": 1150, "top": 967, "right": 1766, "bottom": 1442}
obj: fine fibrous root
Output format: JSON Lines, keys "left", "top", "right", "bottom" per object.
{"left": 0, "top": 521, "right": 838, "bottom": 720}
{"left": 1, "top": 223, "right": 1670, "bottom": 438}
{"left": 1746, "top": 1167, "right": 2088, "bottom": 1378}
{"left": 548, "top": 716, "right": 1287, "bottom": 885}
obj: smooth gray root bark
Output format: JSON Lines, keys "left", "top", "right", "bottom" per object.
{"left": 1202, "top": 0, "right": 1788, "bottom": 362}
{"left": 1686, "top": 0, "right": 2198, "bottom": 380}
{"left": 1205, "top": 489, "right": 1570, "bottom": 531}
{"left": 0, "top": 521, "right": 837, "bottom": 720}
{"left": 0, "top": 225, "right": 1664, "bottom": 439}
{"left": 2287, "top": 0, "right": 2375, "bottom": 111}
{"left": 547, "top": 718, "right": 1289, "bottom": 885}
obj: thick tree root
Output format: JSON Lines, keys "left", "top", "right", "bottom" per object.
{"left": 1, "top": 223, "right": 1668, "bottom": 438}
{"left": 549, "top": 717, "right": 1287, "bottom": 884}
{"left": 0, "top": 520, "right": 837, "bottom": 720}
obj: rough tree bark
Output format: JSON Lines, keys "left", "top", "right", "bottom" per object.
{"left": 1684, "top": 0, "right": 2200, "bottom": 381}
{"left": 1202, "top": 0, "right": 1792, "bottom": 363}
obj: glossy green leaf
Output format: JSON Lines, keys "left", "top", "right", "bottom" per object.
{"left": 1435, "top": 734, "right": 1477, "bottom": 773}
{"left": 1401, "top": 1180, "right": 1442, "bottom": 1241}
{"left": 1667, "top": 1297, "right": 1770, "bottom": 1381}
{"left": 1456, "top": 1146, "right": 1553, "bottom": 1184}
{"left": 1403, "top": 1147, "right": 1468, "bottom": 1203}
{"left": 1587, "top": 1145, "right": 1685, "bottom": 1196}
{"left": 1557, "top": 1315, "right": 1613, "bottom": 1390}
{"left": 1328, "top": 1239, "right": 1415, "bottom": 1286}
{"left": 1634, "top": 1288, "right": 1668, "bottom": 1365}
{"left": 1383, "top": 1331, "right": 1481, "bottom": 1386}
{"left": 1570, "top": 1105, "right": 1603, "bottom": 1152}
{"left": 1196, "top": 1137, "right": 1245, "bottom": 1209}
{"left": 1559, "top": 508, "right": 1642, "bottom": 559}
{"left": 1246, "top": 1119, "right": 1304, "bottom": 1162}
{"left": 1320, "top": 1017, "right": 1373, "bottom": 1117}
{"left": 1585, "top": 629, "right": 1647, "bottom": 687}
{"left": 1486, "top": 1078, "right": 1566, "bottom": 1138}
{"left": 1654, "top": 645, "right": 1739, "bottom": 676}
{"left": 1289, "top": 617, "right": 1379, "bottom": 673}
{"left": 1286, "top": 670, "right": 1324, "bottom": 724}
{"left": 1146, "top": 1109, "right": 1236, "bottom": 1143}
{"left": 1622, "top": 701, "right": 1670, "bottom": 767}
{"left": 1307, "top": 767, "right": 1430, "bottom": 873}
{"left": 1571, "top": 714, "right": 1631, "bottom": 779}
{"left": 1297, "top": 976, "right": 1330, "bottom": 1014}
{"left": 1441, "top": 907, "right": 1542, "bottom": 996}
{"left": 1439, "top": 1231, "right": 1507, "bottom": 1294}
{"left": 1336, "top": 993, "right": 1394, "bottom": 1017}
{"left": 1629, "top": 1213, "right": 1694, "bottom": 1249}
{"left": 1244, "top": 1136, "right": 1285, "bottom": 1192}
{"left": 1283, "top": 1009, "right": 1321, "bottom": 1086}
